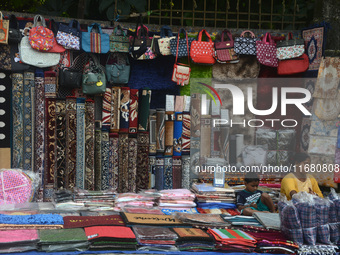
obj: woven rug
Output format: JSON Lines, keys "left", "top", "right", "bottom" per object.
{"left": 173, "top": 113, "right": 183, "bottom": 157}
{"left": 94, "top": 128, "right": 102, "bottom": 191}
{"left": 181, "top": 156, "right": 191, "bottom": 189}
{"left": 127, "top": 137, "right": 137, "bottom": 193}
{"left": 119, "top": 87, "right": 130, "bottom": 133}
{"left": 129, "top": 89, "right": 139, "bottom": 134}
{"left": 110, "top": 87, "right": 120, "bottom": 133}
{"left": 55, "top": 99, "right": 66, "bottom": 190}
{"left": 138, "top": 89, "right": 151, "bottom": 132}
{"left": 164, "top": 157, "right": 173, "bottom": 190}
{"left": 0, "top": 71, "right": 11, "bottom": 149}
{"left": 102, "top": 88, "right": 111, "bottom": 131}
{"left": 118, "top": 133, "right": 129, "bottom": 193}
{"left": 172, "top": 157, "right": 182, "bottom": 189}
{"left": 109, "top": 133, "right": 119, "bottom": 190}
{"left": 164, "top": 112, "right": 174, "bottom": 156}
{"left": 65, "top": 97, "right": 77, "bottom": 190}
{"left": 84, "top": 100, "right": 95, "bottom": 191}
{"left": 299, "top": 118, "right": 311, "bottom": 153}
{"left": 181, "top": 113, "right": 191, "bottom": 155}
{"left": 155, "top": 157, "right": 165, "bottom": 190}
{"left": 149, "top": 109, "right": 157, "bottom": 155}
{"left": 156, "top": 109, "right": 165, "bottom": 154}
{"left": 23, "top": 71, "right": 35, "bottom": 172}
{"left": 11, "top": 73, "right": 24, "bottom": 169}
{"left": 136, "top": 132, "right": 149, "bottom": 191}
{"left": 101, "top": 130, "right": 110, "bottom": 190}
{"left": 149, "top": 156, "right": 156, "bottom": 189}
{"left": 76, "top": 98, "right": 86, "bottom": 189}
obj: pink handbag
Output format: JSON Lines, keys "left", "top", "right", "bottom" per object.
{"left": 256, "top": 32, "right": 278, "bottom": 67}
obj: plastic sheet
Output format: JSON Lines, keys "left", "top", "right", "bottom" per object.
{"left": 256, "top": 128, "right": 277, "bottom": 150}
{"left": 241, "top": 145, "right": 267, "bottom": 166}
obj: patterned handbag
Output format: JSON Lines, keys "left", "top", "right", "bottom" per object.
{"left": 256, "top": 32, "right": 278, "bottom": 67}
{"left": 109, "top": 25, "right": 129, "bottom": 53}
{"left": 29, "top": 15, "right": 55, "bottom": 51}
{"left": 56, "top": 20, "right": 82, "bottom": 50}
{"left": 234, "top": 30, "right": 259, "bottom": 55}
{"left": 172, "top": 32, "right": 191, "bottom": 86}
{"left": 0, "top": 11, "right": 9, "bottom": 45}
{"left": 214, "top": 29, "right": 239, "bottom": 63}
{"left": 82, "top": 23, "right": 110, "bottom": 54}
{"left": 156, "top": 26, "right": 175, "bottom": 56}
{"left": 170, "top": 28, "right": 195, "bottom": 58}
{"left": 277, "top": 32, "right": 305, "bottom": 60}
{"left": 190, "top": 29, "right": 216, "bottom": 65}
{"left": 129, "top": 23, "right": 153, "bottom": 60}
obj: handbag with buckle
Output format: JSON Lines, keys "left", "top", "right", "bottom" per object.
{"left": 106, "top": 52, "right": 130, "bottom": 84}
{"left": 172, "top": 31, "right": 191, "bottom": 86}
{"left": 214, "top": 29, "right": 239, "bottom": 63}
{"left": 82, "top": 54, "right": 106, "bottom": 95}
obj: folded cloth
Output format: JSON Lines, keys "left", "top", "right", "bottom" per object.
{"left": 221, "top": 215, "right": 262, "bottom": 227}
{"left": 0, "top": 229, "right": 39, "bottom": 244}
{"left": 85, "top": 226, "right": 136, "bottom": 242}
{"left": 122, "top": 207, "right": 164, "bottom": 215}
{"left": 120, "top": 213, "right": 186, "bottom": 227}
{"left": 162, "top": 208, "right": 198, "bottom": 215}
{"left": 0, "top": 214, "right": 64, "bottom": 225}
{"left": 208, "top": 228, "right": 256, "bottom": 247}
{"left": 197, "top": 208, "right": 240, "bottom": 215}
{"left": 63, "top": 215, "right": 125, "bottom": 228}
{"left": 172, "top": 228, "right": 214, "bottom": 242}
{"left": 39, "top": 228, "right": 88, "bottom": 245}
{"left": 0, "top": 224, "right": 63, "bottom": 230}
{"left": 252, "top": 212, "right": 281, "bottom": 230}
{"left": 197, "top": 202, "right": 236, "bottom": 209}
{"left": 132, "top": 226, "right": 178, "bottom": 241}
{"left": 174, "top": 213, "right": 230, "bottom": 228}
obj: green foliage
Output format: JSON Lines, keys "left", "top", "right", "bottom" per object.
{"left": 37, "top": 0, "right": 75, "bottom": 16}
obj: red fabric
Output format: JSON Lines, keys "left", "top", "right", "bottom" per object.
{"left": 63, "top": 215, "right": 125, "bottom": 229}
{"left": 84, "top": 226, "right": 135, "bottom": 240}
{"left": 277, "top": 54, "right": 309, "bottom": 75}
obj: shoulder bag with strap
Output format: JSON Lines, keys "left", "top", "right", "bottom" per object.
{"left": 190, "top": 29, "right": 216, "bottom": 65}
{"left": 106, "top": 52, "right": 130, "bottom": 84}
{"left": 110, "top": 25, "right": 129, "bottom": 53}
{"left": 82, "top": 23, "right": 110, "bottom": 54}
{"left": 170, "top": 28, "right": 194, "bottom": 58}
{"left": 155, "top": 25, "right": 175, "bottom": 56}
{"left": 59, "top": 53, "right": 87, "bottom": 89}
{"left": 256, "top": 32, "right": 278, "bottom": 67}
{"left": 277, "top": 32, "right": 305, "bottom": 60}
{"left": 82, "top": 54, "right": 106, "bottom": 95}
{"left": 56, "top": 19, "right": 82, "bottom": 50}
{"left": 172, "top": 32, "right": 191, "bottom": 86}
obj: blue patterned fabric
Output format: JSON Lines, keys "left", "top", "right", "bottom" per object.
{"left": 295, "top": 202, "right": 317, "bottom": 245}
{"left": 197, "top": 202, "right": 236, "bottom": 209}
{"left": 173, "top": 113, "right": 183, "bottom": 157}
{"left": 162, "top": 208, "right": 198, "bottom": 215}
{"left": 0, "top": 214, "right": 63, "bottom": 225}
{"left": 163, "top": 157, "right": 173, "bottom": 190}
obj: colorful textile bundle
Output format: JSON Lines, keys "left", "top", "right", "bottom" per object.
{"left": 84, "top": 226, "right": 137, "bottom": 250}
{"left": 197, "top": 208, "right": 240, "bottom": 215}
{"left": 158, "top": 189, "right": 196, "bottom": 208}
{"left": 207, "top": 228, "right": 256, "bottom": 252}
{"left": 0, "top": 230, "right": 39, "bottom": 253}
{"left": 132, "top": 226, "right": 178, "bottom": 251}
{"left": 221, "top": 215, "right": 262, "bottom": 227}
{"left": 174, "top": 213, "right": 230, "bottom": 229}
{"left": 72, "top": 188, "right": 116, "bottom": 209}
{"left": 115, "top": 192, "right": 159, "bottom": 208}
{"left": 63, "top": 215, "right": 125, "bottom": 229}
{"left": 192, "top": 183, "right": 236, "bottom": 205}
{"left": 173, "top": 228, "right": 215, "bottom": 251}
{"left": 120, "top": 213, "right": 186, "bottom": 227}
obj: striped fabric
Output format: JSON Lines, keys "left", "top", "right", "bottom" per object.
{"left": 90, "top": 32, "right": 101, "bottom": 53}
{"left": 208, "top": 228, "right": 256, "bottom": 247}
{"left": 102, "top": 88, "right": 112, "bottom": 131}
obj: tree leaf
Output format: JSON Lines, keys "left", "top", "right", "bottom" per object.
{"left": 127, "top": 0, "right": 146, "bottom": 12}
{"left": 106, "top": 4, "right": 116, "bottom": 20}
{"left": 99, "top": 0, "right": 114, "bottom": 14}
{"left": 118, "top": 0, "right": 131, "bottom": 16}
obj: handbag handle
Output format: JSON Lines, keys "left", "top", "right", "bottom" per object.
{"left": 175, "top": 28, "right": 190, "bottom": 67}
{"left": 136, "top": 25, "right": 149, "bottom": 38}
{"left": 89, "top": 23, "right": 103, "bottom": 34}
{"left": 220, "top": 29, "right": 233, "bottom": 43}
{"left": 263, "top": 32, "right": 274, "bottom": 45}
{"left": 160, "top": 25, "right": 173, "bottom": 38}
{"left": 114, "top": 24, "right": 127, "bottom": 36}
{"left": 69, "top": 20, "right": 81, "bottom": 31}
{"left": 33, "top": 15, "right": 46, "bottom": 27}
{"left": 240, "top": 30, "right": 255, "bottom": 38}
{"left": 198, "top": 29, "right": 212, "bottom": 42}
{"left": 130, "top": 15, "right": 148, "bottom": 59}
{"left": 9, "top": 15, "right": 19, "bottom": 29}
{"left": 0, "top": 12, "right": 4, "bottom": 31}
{"left": 106, "top": 52, "right": 130, "bottom": 66}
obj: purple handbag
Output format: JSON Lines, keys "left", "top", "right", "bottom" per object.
{"left": 256, "top": 32, "right": 278, "bottom": 67}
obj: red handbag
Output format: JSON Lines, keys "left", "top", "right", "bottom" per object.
{"left": 215, "top": 29, "right": 239, "bottom": 63}
{"left": 256, "top": 32, "right": 278, "bottom": 67}
{"left": 277, "top": 53, "right": 309, "bottom": 75}
{"left": 190, "top": 29, "right": 216, "bottom": 65}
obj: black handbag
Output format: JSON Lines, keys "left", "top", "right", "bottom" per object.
{"left": 129, "top": 16, "right": 148, "bottom": 60}
{"left": 59, "top": 53, "right": 87, "bottom": 89}
{"left": 8, "top": 15, "right": 22, "bottom": 44}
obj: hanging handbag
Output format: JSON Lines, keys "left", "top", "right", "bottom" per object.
{"left": 135, "top": 35, "right": 157, "bottom": 60}
{"left": 82, "top": 54, "right": 106, "bottom": 95}
{"left": 190, "top": 29, "right": 216, "bottom": 65}
{"left": 46, "top": 19, "right": 66, "bottom": 53}
{"left": 59, "top": 53, "right": 87, "bottom": 89}
{"left": 172, "top": 32, "right": 191, "bottom": 86}
{"left": 277, "top": 54, "right": 309, "bottom": 75}
{"left": 106, "top": 52, "right": 130, "bottom": 84}
{"left": 156, "top": 26, "right": 175, "bottom": 56}
{"left": 8, "top": 15, "right": 22, "bottom": 44}
{"left": 234, "top": 30, "right": 259, "bottom": 55}
{"left": 214, "top": 29, "right": 239, "bottom": 63}
{"left": 56, "top": 19, "right": 82, "bottom": 50}
{"left": 29, "top": 15, "right": 55, "bottom": 51}
{"left": 170, "top": 28, "right": 195, "bottom": 58}
{"left": 129, "top": 22, "right": 154, "bottom": 60}
{"left": 82, "top": 23, "right": 110, "bottom": 54}
{"left": 256, "top": 32, "right": 278, "bottom": 67}
{"left": 0, "top": 11, "right": 9, "bottom": 45}
{"left": 109, "top": 25, "right": 129, "bottom": 53}
{"left": 19, "top": 36, "right": 61, "bottom": 68}
{"left": 277, "top": 32, "right": 305, "bottom": 60}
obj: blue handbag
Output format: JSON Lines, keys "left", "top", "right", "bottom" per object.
{"left": 82, "top": 23, "right": 109, "bottom": 54}
{"left": 105, "top": 53, "right": 130, "bottom": 84}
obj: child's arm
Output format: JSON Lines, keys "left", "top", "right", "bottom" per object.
{"left": 237, "top": 202, "right": 257, "bottom": 211}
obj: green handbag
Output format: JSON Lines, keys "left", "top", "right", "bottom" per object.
{"left": 82, "top": 54, "right": 106, "bottom": 95}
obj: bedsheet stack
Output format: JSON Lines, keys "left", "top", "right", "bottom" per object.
{"left": 158, "top": 189, "right": 196, "bottom": 209}
{"left": 173, "top": 228, "right": 215, "bottom": 251}
{"left": 0, "top": 230, "right": 39, "bottom": 253}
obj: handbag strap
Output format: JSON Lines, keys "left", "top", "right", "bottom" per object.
{"left": 136, "top": 25, "right": 149, "bottom": 38}
{"left": 9, "top": 15, "right": 19, "bottom": 29}
{"left": 69, "top": 20, "right": 81, "bottom": 30}
{"left": 220, "top": 29, "right": 233, "bottom": 43}
{"left": 198, "top": 29, "right": 212, "bottom": 42}
{"left": 106, "top": 52, "right": 130, "bottom": 66}
{"left": 33, "top": 15, "right": 46, "bottom": 27}
{"left": 240, "top": 30, "right": 255, "bottom": 38}
{"left": 70, "top": 53, "right": 88, "bottom": 71}
{"left": 114, "top": 24, "right": 126, "bottom": 36}
{"left": 288, "top": 32, "right": 293, "bottom": 40}
{"left": 175, "top": 28, "right": 190, "bottom": 67}
{"left": 263, "top": 32, "right": 274, "bottom": 44}
{"left": 89, "top": 23, "right": 103, "bottom": 34}
{"left": 0, "top": 12, "right": 4, "bottom": 29}
{"left": 160, "top": 25, "right": 173, "bottom": 38}
{"left": 130, "top": 15, "right": 147, "bottom": 59}
{"left": 49, "top": 19, "right": 58, "bottom": 35}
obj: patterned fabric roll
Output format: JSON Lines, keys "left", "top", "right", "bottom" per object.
{"left": 85, "top": 99, "right": 95, "bottom": 191}
{"left": 191, "top": 93, "right": 201, "bottom": 138}
{"left": 0, "top": 71, "right": 11, "bottom": 155}
{"left": 11, "top": 73, "right": 24, "bottom": 169}
{"left": 136, "top": 132, "right": 150, "bottom": 191}
{"left": 155, "top": 157, "right": 165, "bottom": 190}
{"left": 109, "top": 133, "right": 119, "bottom": 190}
{"left": 173, "top": 113, "right": 183, "bottom": 156}
{"left": 94, "top": 121, "right": 102, "bottom": 190}
{"left": 44, "top": 71, "right": 57, "bottom": 98}
{"left": 102, "top": 88, "right": 112, "bottom": 131}
{"left": 44, "top": 98, "right": 56, "bottom": 201}
{"left": 149, "top": 156, "right": 156, "bottom": 189}
{"left": 128, "top": 137, "right": 138, "bottom": 192}
{"left": 23, "top": 71, "right": 35, "bottom": 172}
{"left": 65, "top": 96, "right": 77, "bottom": 190}
{"left": 156, "top": 109, "right": 165, "bottom": 153}
{"left": 34, "top": 70, "right": 45, "bottom": 191}
{"left": 172, "top": 157, "right": 182, "bottom": 189}
{"left": 164, "top": 112, "right": 174, "bottom": 156}
{"left": 181, "top": 156, "right": 191, "bottom": 189}
{"left": 181, "top": 113, "right": 191, "bottom": 155}
{"left": 119, "top": 87, "right": 130, "bottom": 133}
{"left": 76, "top": 98, "right": 86, "bottom": 189}
{"left": 118, "top": 133, "right": 129, "bottom": 193}
{"left": 138, "top": 89, "right": 152, "bottom": 132}
{"left": 164, "top": 157, "right": 173, "bottom": 190}
{"left": 101, "top": 130, "right": 110, "bottom": 190}
{"left": 110, "top": 87, "right": 121, "bottom": 133}
{"left": 129, "top": 89, "right": 139, "bottom": 134}
{"left": 149, "top": 109, "right": 157, "bottom": 155}
{"left": 55, "top": 99, "right": 66, "bottom": 190}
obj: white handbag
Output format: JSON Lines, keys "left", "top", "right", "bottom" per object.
{"left": 157, "top": 26, "right": 175, "bottom": 56}
{"left": 19, "top": 36, "right": 61, "bottom": 68}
